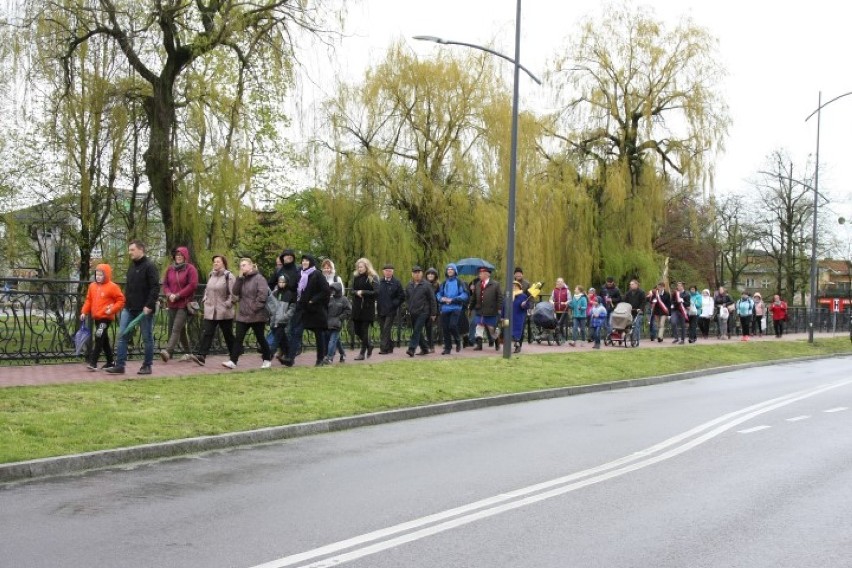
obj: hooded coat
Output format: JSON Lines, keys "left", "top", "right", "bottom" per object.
{"left": 436, "top": 263, "right": 468, "bottom": 314}
{"left": 81, "top": 264, "right": 125, "bottom": 321}
{"left": 298, "top": 255, "right": 331, "bottom": 330}
{"left": 327, "top": 282, "right": 352, "bottom": 331}
{"left": 162, "top": 246, "right": 199, "bottom": 309}
{"left": 269, "top": 248, "right": 300, "bottom": 302}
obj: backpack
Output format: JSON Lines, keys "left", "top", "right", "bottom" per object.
{"left": 265, "top": 290, "right": 279, "bottom": 320}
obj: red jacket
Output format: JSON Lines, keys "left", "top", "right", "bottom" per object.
{"left": 162, "top": 246, "right": 199, "bottom": 309}
{"left": 551, "top": 285, "right": 570, "bottom": 313}
{"left": 81, "top": 264, "right": 125, "bottom": 321}
{"left": 769, "top": 300, "right": 788, "bottom": 321}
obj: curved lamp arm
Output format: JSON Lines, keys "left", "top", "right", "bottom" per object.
{"left": 413, "top": 35, "right": 542, "bottom": 85}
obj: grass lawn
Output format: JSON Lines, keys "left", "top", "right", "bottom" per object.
{"left": 1, "top": 338, "right": 850, "bottom": 464}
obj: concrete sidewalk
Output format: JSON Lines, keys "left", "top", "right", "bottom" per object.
{"left": 0, "top": 331, "right": 816, "bottom": 388}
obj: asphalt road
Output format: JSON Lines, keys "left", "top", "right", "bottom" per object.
{"left": 2, "top": 357, "right": 851, "bottom": 568}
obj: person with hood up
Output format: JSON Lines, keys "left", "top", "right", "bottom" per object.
{"left": 189, "top": 255, "right": 235, "bottom": 366}
{"left": 295, "top": 254, "right": 331, "bottom": 366}
{"left": 324, "top": 282, "right": 352, "bottom": 364}
{"left": 269, "top": 248, "right": 300, "bottom": 364}
{"left": 436, "top": 263, "right": 468, "bottom": 354}
{"left": 106, "top": 240, "right": 160, "bottom": 375}
{"left": 268, "top": 274, "right": 295, "bottom": 358}
{"left": 222, "top": 257, "right": 271, "bottom": 369}
{"left": 80, "top": 263, "right": 125, "bottom": 370}
{"left": 160, "top": 246, "right": 199, "bottom": 362}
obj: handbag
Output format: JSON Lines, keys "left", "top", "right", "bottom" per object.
{"left": 187, "top": 301, "right": 201, "bottom": 315}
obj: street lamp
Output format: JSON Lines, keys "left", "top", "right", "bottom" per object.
{"left": 415, "top": 0, "right": 541, "bottom": 359}
{"left": 804, "top": 90, "right": 852, "bottom": 343}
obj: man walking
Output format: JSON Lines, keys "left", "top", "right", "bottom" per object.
{"left": 405, "top": 266, "right": 437, "bottom": 357}
{"left": 624, "top": 279, "right": 646, "bottom": 345}
{"left": 472, "top": 266, "right": 503, "bottom": 350}
{"left": 376, "top": 264, "right": 405, "bottom": 354}
{"left": 106, "top": 240, "right": 160, "bottom": 375}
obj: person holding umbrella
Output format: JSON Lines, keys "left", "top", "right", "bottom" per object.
{"left": 106, "top": 240, "right": 161, "bottom": 375}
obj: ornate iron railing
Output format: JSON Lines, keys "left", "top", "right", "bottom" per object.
{"left": 0, "top": 278, "right": 848, "bottom": 365}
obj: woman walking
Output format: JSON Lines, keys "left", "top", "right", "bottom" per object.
{"left": 160, "top": 246, "right": 199, "bottom": 362}
{"left": 222, "top": 258, "right": 272, "bottom": 369}
{"left": 296, "top": 254, "right": 331, "bottom": 366}
{"left": 190, "top": 255, "right": 235, "bottom": 366}
{"left": 350, "top": 258, "right": 379, "bottom": 360}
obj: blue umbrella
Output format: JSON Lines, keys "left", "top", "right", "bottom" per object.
{"left": 73, "top": 323, "right": 91, "bottom": 355}
{"left": 455, "top": 257, "right": 495, "bottom": 276}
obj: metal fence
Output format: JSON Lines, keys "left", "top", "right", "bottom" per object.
{"left": 0, "top": 277, "right": 849, "bottom": 365}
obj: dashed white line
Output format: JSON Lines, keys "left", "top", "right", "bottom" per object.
{"left": 738, "top": 425, "right": 771, "bottom": 434}
{"left": 823, "top": 407, "right": 848, "bottom": 413}
{"left": 786, "top": 415, "right": 810, "bottom": 422}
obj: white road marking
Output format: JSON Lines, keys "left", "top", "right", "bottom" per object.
{"left": 249, "top": 378, "right": 852, "bottom": 568}
{"left": 824, "top": 407, "right": 848, "bottom": 413}
{"left": 786, "top": 415, "right": 810, "bottom": 422}
{"left": 738, "top": 425, "right": 771, "bottom": 434}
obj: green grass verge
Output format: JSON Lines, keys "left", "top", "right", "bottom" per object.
{"left": 2, "top": 338, "right": 850, "bottom": 464}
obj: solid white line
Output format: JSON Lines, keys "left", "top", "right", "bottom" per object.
{"left": 786, "top": 415, "right": 810, "bottom": 422}
{"left": 737, "top": 425, "right": 771, "bottom": 434}
{"left": 248, "top": 378, "right": 852, "bottom": 568}
{"left": 823, "top": 407, "right": 848, "bottom": 413}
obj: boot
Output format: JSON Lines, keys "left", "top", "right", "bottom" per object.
{"left": 473, "top": 338, "right": 483, "bottom": 351}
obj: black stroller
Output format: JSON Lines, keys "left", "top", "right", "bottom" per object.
{"left": 532, "top": 301, "right": 564, "bottom": 345}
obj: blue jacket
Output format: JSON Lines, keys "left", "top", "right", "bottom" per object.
{"left": 571, "top": 294, "right": 588, "bottom": 319}
{"left": 436, "top": 264, "right": 469, "bottom": 314}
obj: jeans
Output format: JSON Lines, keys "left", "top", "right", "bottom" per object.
{"left": 631, "top": 312, "right": 643, "bottom": 344}
{"left": 670, "top": 311, "right": 686, "bottom": 342}
{"left": 441, "top": 310, "right": 462, "bottom": 351}
{"left": 327, "top": 329, "right": 344, "bottom": 359}
{"left": 408, "top": 313, "right": 430, "bottom": 352}
{"left": 115, "top": 309, "right": 154, "bottom": 368}
{"left": 572, "top": 317, "right": 586, "bottom": 342}
{"left": 288, "top": 308, "right": 304, "bottom": 360}
{"left": 591, "top": 325, "right": 602, "bottom": 346}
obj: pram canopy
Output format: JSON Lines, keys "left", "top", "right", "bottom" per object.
{"left": 610, "top": 302, "right": 634, "bottom": 330}
{"left": 532, "top": 301, "right": 557, "bottom": 328}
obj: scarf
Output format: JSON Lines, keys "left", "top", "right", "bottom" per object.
{"left": 298, "top": 266, "right": 315, "bottom": 300}
{"left": 652, "top": 290, "right": 669, "bottom": 315}
{"left": 673, "top": 290, "right": 688, "bottom": 319}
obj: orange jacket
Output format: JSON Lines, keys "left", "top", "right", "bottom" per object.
{"left": 81, "top": 263, "right": 126, "bottom": 321}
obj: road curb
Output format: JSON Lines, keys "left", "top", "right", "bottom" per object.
{"left": 0, "top": 354, "right": 841, "bottom": 483}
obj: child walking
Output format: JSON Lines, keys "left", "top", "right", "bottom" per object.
{"left": 325, "top": 282, "right": 352, "bottom": 364}
{"left": 80, "top": 263, "right": 125, "bottom": 370}
{"left": 589, "top": 297, "right": 608, "bottom": 349}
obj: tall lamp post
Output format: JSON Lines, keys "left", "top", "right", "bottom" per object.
{"left": 804, "top": 90, "right": 852, "bottom": 343}
{"left": 414, "top": 0, "right": 542, "bottom": 359}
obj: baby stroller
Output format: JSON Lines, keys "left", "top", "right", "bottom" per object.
{"left": 532, "top": 301, "right": 563, "bottom": 345}
{"left": 604, "top": 302, "right": 637, "bottom": 347}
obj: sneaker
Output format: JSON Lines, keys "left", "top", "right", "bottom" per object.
{"left": 189, "top": 354, "right": 205, "bottom": 366}
{"left": 178, "top": 354, "right": 192, "bottom": 362}
{"left": 85, "top": 364, "right": 98, "bottom": 371}
{"left": 137, "top": 365, "right": 152, "bottom": 375}
{"left": 261, "top": 360, "right": 272, "bottom": 369}
{"left": 104, "top": 366, "right": 125, "bottom": 374}
{"left": 159, "top": 349, "right": 170, "bottom": 363}
{"left": 222, "top": 360, "right": 237, "bottom": 369}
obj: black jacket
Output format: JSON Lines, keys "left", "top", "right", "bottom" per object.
{"left": 624, "top": 287, "right": 646, "bottom": 315}
{"left": 351, "top": 273, "right": 379, "bottom": 322}
{"left": 298, "top": 270, "right": 330, "bottom": 330}
{"left": 376, "top": 276, "right": 405, "bottom": 317}
{"left": 600, "top": 284, "right": 623, "bottom": 313}
{"left": 269, "top": 260, "right": 300, "bottom": 303}
{"left": 124, "top": 255, "right": 160, "bottom": 314}
{"left": 405, "top": 280, "right": 437, "bottom": 317}
{"left": 647, "top": 289, "right": 671, "bottom": 316}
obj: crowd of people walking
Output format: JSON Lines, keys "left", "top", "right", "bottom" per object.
{"left": 78, "top": 242, "right": 794, "bottom": 374}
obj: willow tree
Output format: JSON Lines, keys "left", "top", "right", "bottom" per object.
{"left": 10, "top": 0, "right": 335, "bottom": 255}
{"left": 323, "top": 42, "right": 505, "bottom": 269}
{"left": 547, "top": 4, "right": 730, "bottom": 283}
